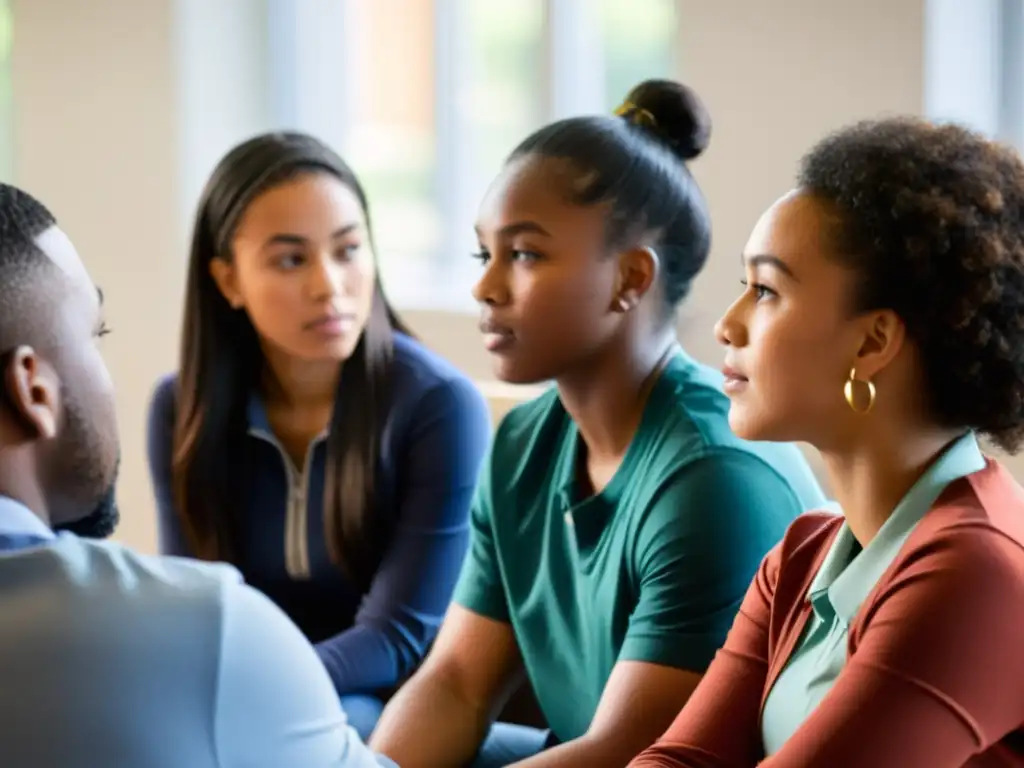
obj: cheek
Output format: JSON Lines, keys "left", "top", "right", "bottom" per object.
{"left": 350, "top": 257, "right": 377, "bottom": 307}
{"left": 88, "top": 345, "right": 115, "bottom": 394}
{"left": 240, "top": 276, "right": 303, "bottom": 339}
{"left": 750, "top": 308, "right": 849, "bottom": 409}
{"left": 758, "top": 316, "right": 813, "bottom": 376}
{"left": 494, "top": 269, "right": 613, "bottom": 382}
{"left": 65, "top": 348, "right": 119, "bottom": 455}
{"left": 520, "top": 268, "right": 610, "bottom": 332}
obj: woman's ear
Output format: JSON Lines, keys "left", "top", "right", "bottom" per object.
{"left": 1, "top": 346, "right": 60, "bottom": 440}
{"left": 209, "top": 257, "right": 243, "bottom": 309}
{"left": 612, "top": 246, "right": 660, "bottom": 313}
{"left": 851, "top": 309, "right": 906, "bottom": 381}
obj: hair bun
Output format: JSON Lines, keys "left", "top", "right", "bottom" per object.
{"left": 622, "top": 79, "right": 712, "bottom": 161}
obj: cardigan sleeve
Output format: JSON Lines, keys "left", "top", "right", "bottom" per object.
{"left": 315, "top": 377, "right": 491, "bottom": 694}
{"left": 756, "top": 526, "right": 1024, "bottom": 767}
{"left": 145, "top": 375, "right": 193, "bottom": 557}
{"left": 632, "top": 526, "right": 1024, "bottom": 768}
{"left": 216, "top": 579, "right": 397, "bottom": 767}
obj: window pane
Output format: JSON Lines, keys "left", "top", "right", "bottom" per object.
{"left": 342, "top": 0, "right": 676, "bottom": 310}
{"left": 346, "top": 0, "right": 439, "bottom": 305}
{"left": 599, "top": 0, "right": 678, "bottom": 109}
{"left": 465, "top": 0, "right": 545, "bottom": 191}
{"left": 453, "top": 0, "right": 546, "bottom": 304}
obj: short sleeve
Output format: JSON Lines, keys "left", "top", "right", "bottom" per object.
{"left": 620, "top": 450, "right": 803, "bottom": 672}
{"left": 215, "top": 582, "right": 395, "bottom": 767}
{"left": 629, "top": 542, "right": 781, "bottom": 767}
{"left": 451, "top": 454, "right": 510, "bottom": 622}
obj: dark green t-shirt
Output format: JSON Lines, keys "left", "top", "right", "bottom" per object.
{"left": 452, "top": 352, "right": 826, "bottom": 741}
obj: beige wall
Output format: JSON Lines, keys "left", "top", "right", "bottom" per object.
{"left": 11, "top": 0, "right": 184, "bottom": 553}
{"left": 11, "top": 0, "right": 928, "bottom": 552}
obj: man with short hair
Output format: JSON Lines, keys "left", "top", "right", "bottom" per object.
{"left": 0, "top": 182, "right": 393, "bottom": 767}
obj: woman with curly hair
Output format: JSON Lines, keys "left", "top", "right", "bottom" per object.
{"left": 631, "top": 118, "right": 1024, "bottom": 767}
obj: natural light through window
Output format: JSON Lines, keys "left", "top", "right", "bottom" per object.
{"left": 339, "top": 0, "right": 679, "bottom": 312}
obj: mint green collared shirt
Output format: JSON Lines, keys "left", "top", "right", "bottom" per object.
{"left": 760, "top": 432, "right": 987, "bottom": 756}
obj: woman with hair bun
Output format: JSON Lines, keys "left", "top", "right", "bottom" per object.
{"left": 370, "top": 80, "right": 825, "bottom": 768}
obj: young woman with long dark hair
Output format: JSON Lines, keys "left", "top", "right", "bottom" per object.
{"left": 147, "top": 132, "right": 491, "bottom": 739}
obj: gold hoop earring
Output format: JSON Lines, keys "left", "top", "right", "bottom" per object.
{"left": 843, "top": 367, "right": 876, "bottom": 414}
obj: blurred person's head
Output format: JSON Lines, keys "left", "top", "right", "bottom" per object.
{"left": 0, "top": 183, "right": 120, "bottom": 537}
{"left": 174, "top": 132, "right": 408, "bottom": 589}
{"left": 716, "top": 117, "right": 1024, "bottom": 455}
{"left": 473, "top": 79, "right": 712, "bottom": 384}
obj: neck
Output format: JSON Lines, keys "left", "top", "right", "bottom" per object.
{"left": 556, "top": 329, "right": 677, "bottom": 462}
{"left": 822, "top": 422, "right": 964, "bottom": 546}
{"left": 0, "top": 450, "right": 51, "bottom": 528}
{"left": 261, "top": 351, "right": 340, "bottom": 409}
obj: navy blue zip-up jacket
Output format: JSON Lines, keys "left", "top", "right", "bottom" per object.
{"left": 146, "top": 333, "right": 491, "bottom": 696}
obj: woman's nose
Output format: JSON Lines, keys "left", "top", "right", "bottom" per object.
{"left": 472, "top": 258, "right": 508, "bottom": 307}
{"left": 714, "top": 298, "right": 746, "bottom": 347}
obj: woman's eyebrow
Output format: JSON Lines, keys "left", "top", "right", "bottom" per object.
{"left": 742, "top": 252, "right": 799, "bottom": 282}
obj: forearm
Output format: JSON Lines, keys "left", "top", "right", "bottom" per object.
{"left": 369, "top": 667, "right": 492, "bottom": 768}
{"left": 514, "top": 733, "right": 634, "bottom": 768}
{"left": 316, "top": 625, "right": 401, "bottom": 694}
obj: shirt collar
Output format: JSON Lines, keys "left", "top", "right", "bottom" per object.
{"left": 246, "top": 392, "right": 328, "bottom": 443}
{"left": 555, "top": 349, "right": 690, "bottom": 505}
{"left": 809, "top": 431, "right": 986, "bottom": 625}
{"left": 0, "top": 496, "right": 56, "bottom": 541}
{"left": 247, "top": 390, "right": 271, "bottom": 434}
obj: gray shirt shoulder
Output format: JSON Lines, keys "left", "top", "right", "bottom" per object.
{"left": 0, "top": 536, "right": 393, "bottom": 767}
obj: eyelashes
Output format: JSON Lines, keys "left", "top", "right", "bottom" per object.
{"left": 470, "top": 249, "right": 540, "bottom": 265}
{"left": 739, "top": 279, "right": 777, "bottom": 301}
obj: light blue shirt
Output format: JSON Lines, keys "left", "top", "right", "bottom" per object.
{"left": 0, "top": 497, "right": 395, "bottom": 768}
{"left": 760, "top": 432, "right": 986, "bottom": 755}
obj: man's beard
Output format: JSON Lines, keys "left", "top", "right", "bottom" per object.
{"left": 51, "top": 382, "right": 121, "bottom": 540}
{"left": 53, "top": 457, "right": 120, "bottom": 539}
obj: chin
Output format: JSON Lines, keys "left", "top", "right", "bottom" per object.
{"left": 727, "top": 404, "right": 773, "bottom": 443}
{"left": 325, "top": 337, "right": 363, "bottom": 359}
{"left": 490, "top": 356, "right": 547, "bottom": 386}
{"left": 729, "top": 404, "right": 811, "bottom": 445}
{"left": 294, "top": 340, "right": 357, "bottom": 363}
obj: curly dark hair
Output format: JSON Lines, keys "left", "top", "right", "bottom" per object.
{"left": 799, "top": 117, "right": 1024, "bottom": 453}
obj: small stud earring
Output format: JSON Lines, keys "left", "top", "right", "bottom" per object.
{"left": 617, "top": 296, "right": 632, "bottom": 312}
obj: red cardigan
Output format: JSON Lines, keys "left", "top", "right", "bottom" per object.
{"left": 630, "top": 459, "right": 1024, "bottom": 767}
